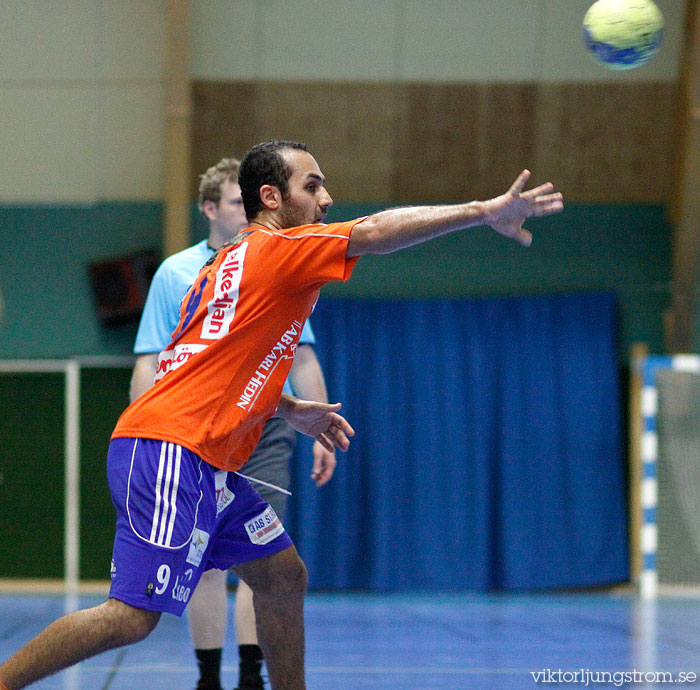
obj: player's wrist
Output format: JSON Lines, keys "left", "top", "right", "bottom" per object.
{"left": 276, "top": 393, "right": 298, "bottom": 417}
{"left": 477, "top": 198, "right": 496, "bottom": 227}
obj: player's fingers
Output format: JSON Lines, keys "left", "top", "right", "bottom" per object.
{"left": 329, "top": 426, "right": 351, "bottom": 452}
{"left": 311, "top": 466, "right": 326, "bottom": 486}
{"left": 521, "top": 181, "right": 554, "bottom": 199}
{"left": 330, "top": 413, "right": 355, "bottom": 438}
{"left": 509, "top": 169, "right": 531, "bottom": 195}
{"left": 531, "top": 193, "right": 564, "bottom": 215}
{"left": 315, "top": 463, "right": 335, "bottom": 487}
{"left": 321, "top": 401, "right": 342, "bottom": 412}
{"left": 315, "top": 433, "right": 335, "bottom": 453}
{"left": 310, "top": 448, "right": 323, "bottom": 478}
{"left": 310, "top": 443, "right": 336, "bottom": 485}
{"left": 514, "top": 228, "right": 532, "bottom": 247}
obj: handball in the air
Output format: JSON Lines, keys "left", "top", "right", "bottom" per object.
{"left": 583, "top": 0, "right": 664, "bottom": 70}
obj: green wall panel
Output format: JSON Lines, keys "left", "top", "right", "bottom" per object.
{"left": 79, "top": 367, "right": 132, "bottom": 580}
{"left": 0, "top": 373, "right": 65, "bottom": 578}
{"left": 0, "top": 201, "right": 675, "bottom": 358}
{"left": 0, "top": 367, "right": 133, "bottom": 581}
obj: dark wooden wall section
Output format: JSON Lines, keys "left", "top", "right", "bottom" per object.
{"left": 192, "top": 81, "right": 677, "bottom": 204}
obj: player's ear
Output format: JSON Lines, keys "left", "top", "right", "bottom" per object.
{"left": 259, "top": 184, "right": 281, "bottom": 211}
{"left": 201, "top": 199, "right": 218, "bottom": 221}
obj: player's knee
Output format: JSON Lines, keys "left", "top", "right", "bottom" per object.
{"left": 234, "top": 547, "right": 308, "bottom": 598}
{"left": 273, "top": 550, "right": 308, "bottom": 595}
{"left": 245, "top": 549, "right": 308, "bottom": 597}
{"left": 123, "top": 608, "right": 160, "bottom": 643}
{"left": 104, "top": 599, "right": 161, "bottom": 645}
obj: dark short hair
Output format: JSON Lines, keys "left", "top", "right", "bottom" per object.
{"left": 239, "top": 140, "right": 309, "bottom": 220}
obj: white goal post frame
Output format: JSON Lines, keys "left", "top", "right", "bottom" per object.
{"left": 630, "top": 348, "right": 700, "bottom": 599}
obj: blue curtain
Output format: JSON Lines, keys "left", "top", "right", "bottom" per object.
{"left": 285, "top": 292, "right": 627, "bottom": 591}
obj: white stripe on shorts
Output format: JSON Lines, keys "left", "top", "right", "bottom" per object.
{"left": 165, "top": 444, "right": 181, "bottom": 545}
{"left": 150, "top": 442, "right": 182, "bottom": 547}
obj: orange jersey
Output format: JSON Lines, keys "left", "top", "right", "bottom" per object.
{"left": 112, "top": 219, "right": 362, "bottom": 471}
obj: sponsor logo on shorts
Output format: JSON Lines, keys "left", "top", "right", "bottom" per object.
{"left": 171, "top": 568, "right": 193, "bottom": 604}
{"left": 244, "top": 506, "right": 284, "bottom": 545}
{"left": 215, "top": 470, "right": 235, "bottom": 516}
{"left": 110, "top": 558, "right": 116, "bottom": 579}
{"left": 186, "top": 528, "right": 210, "bottom": 566}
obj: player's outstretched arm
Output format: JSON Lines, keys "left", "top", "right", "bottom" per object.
{"left": 276, "top": 394, "right": 355, "bottom": 452}
{"left": 346, "top": 169, "right": 563, "bottom": 257}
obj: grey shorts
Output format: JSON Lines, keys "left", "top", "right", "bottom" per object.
{"left": 238, "top": 416, "right": 296, "bottom": 521}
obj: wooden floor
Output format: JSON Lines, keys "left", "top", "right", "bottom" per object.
{"left": 1, "top": 588, "right": 699, "bottom": 689}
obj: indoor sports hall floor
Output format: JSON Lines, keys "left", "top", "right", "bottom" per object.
{"left": 1, "top": 588, "right": 699, "bottom": 689}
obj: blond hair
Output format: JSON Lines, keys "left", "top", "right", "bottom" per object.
{"left": 197, "top": 157, "right": 241, "bottom": 211}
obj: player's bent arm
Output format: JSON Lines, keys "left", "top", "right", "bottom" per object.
{"left": 346, "top": 170, "right": 563, "bottom": 257}
{"left": 288, "top": 344, "right": 328, "bottom": 404}
{"left": 288, "top": 344, "right": 337, "bottom": 486}
{"left": 129, "top": 353, "right": 159, "bottom": 403}
{"left": 276, "top": 394, "right": 354, "bottom": 453}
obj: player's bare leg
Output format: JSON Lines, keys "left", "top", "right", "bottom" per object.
{"left": 0, "top": 598, "right": 160, "bottom": 690}
{"left": 234, "top": 579, "right": 258, "bottom": 644}
{"left": 187, "top": 567, "right": 228, "bottom": 647}
{"left": 187, "top": 567, "right": 228, "bottom": 689}
{"left": 233, "top": 546, "right": 307, "bottom": 690}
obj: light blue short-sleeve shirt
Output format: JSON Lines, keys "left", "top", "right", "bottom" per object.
{"left": 134, "top": 239, "right": 315, "bottom": 395}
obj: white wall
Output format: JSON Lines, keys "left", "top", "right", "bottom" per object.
{"left": 0, "top": 0, "right": 686, "bottom": 204}
{"left": 191, "top": 0, "right": 684, "bottom": 83}
{"left": 0, "top": 0, "right": 166, "bottom": 203}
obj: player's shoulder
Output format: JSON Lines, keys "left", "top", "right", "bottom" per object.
{"left": 156, "top": 240, "right": 211, "bottom": 274}
{"left": 259, "top": 220, "right": 362, "bottom": 240}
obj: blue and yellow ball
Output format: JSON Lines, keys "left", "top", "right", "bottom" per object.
{"left": 583, "top": 0, "right": 664, "bottom": 70}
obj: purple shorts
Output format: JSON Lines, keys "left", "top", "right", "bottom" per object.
{"left": 107, "top": 437, "right": 293, "bottom": 616}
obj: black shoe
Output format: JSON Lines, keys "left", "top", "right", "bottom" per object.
{"left": 195, "top": 681, "right": 223, "bottom": 690}
{"left": 233, "top": 674, "right": 265, "bottom": 690}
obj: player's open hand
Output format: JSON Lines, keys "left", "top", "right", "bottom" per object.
{"left": 284, "top": 399, "right": 355, "bottom": 452}
{"left": 311, "top": 440, "right": 337, "bottom": 486}
{"left": 484, "top": 170, "right": 563, "bottom": 246}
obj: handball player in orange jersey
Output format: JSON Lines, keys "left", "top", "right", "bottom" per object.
{"left": 0, "top": 140, "right": 563, "bottom": 690}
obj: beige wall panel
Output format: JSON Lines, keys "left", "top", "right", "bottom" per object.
{"left": 0, "top": 0, "right": 97, "bottom": 81}
{"left": 400, "top": 0, "right": 542, "bottom": 82}
{"left": 257, "top": 0, "right": 400, "bottom": 81}
{"left": 191, "top": 0, "right": 400, "bottom": 81}
{"left": 98, "top": 85, "right": 165, "bottom": 200}
{"left": 190, "top": 0, "right": 684, "bottom": 83}
{"left": 191, "top": 0, "right": 259, "bottom": 79}
{"left": 0, "top": 0, "right": 166, "bottom": 203}
{"left": 540, "top": 0, "right": 684, "bottom": 83}
{"left": 0, "top": 87, "right": 98, "bottom": 202}
{"left": 100, "top": 0, "right": 166, "bottom": 80}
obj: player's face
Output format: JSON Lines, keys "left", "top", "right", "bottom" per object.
{"left": 278, "top": 149, "right": 333, "bottom": 228}
{"left": 212, "top": 178, "right": 248, "bottom": 239}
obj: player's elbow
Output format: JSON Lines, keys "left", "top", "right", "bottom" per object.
{"left": 129, "top": 354, "right": 158, "bottom": 402}
{"left": 347, "top": 218, "right": 392, "bottom": 257}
